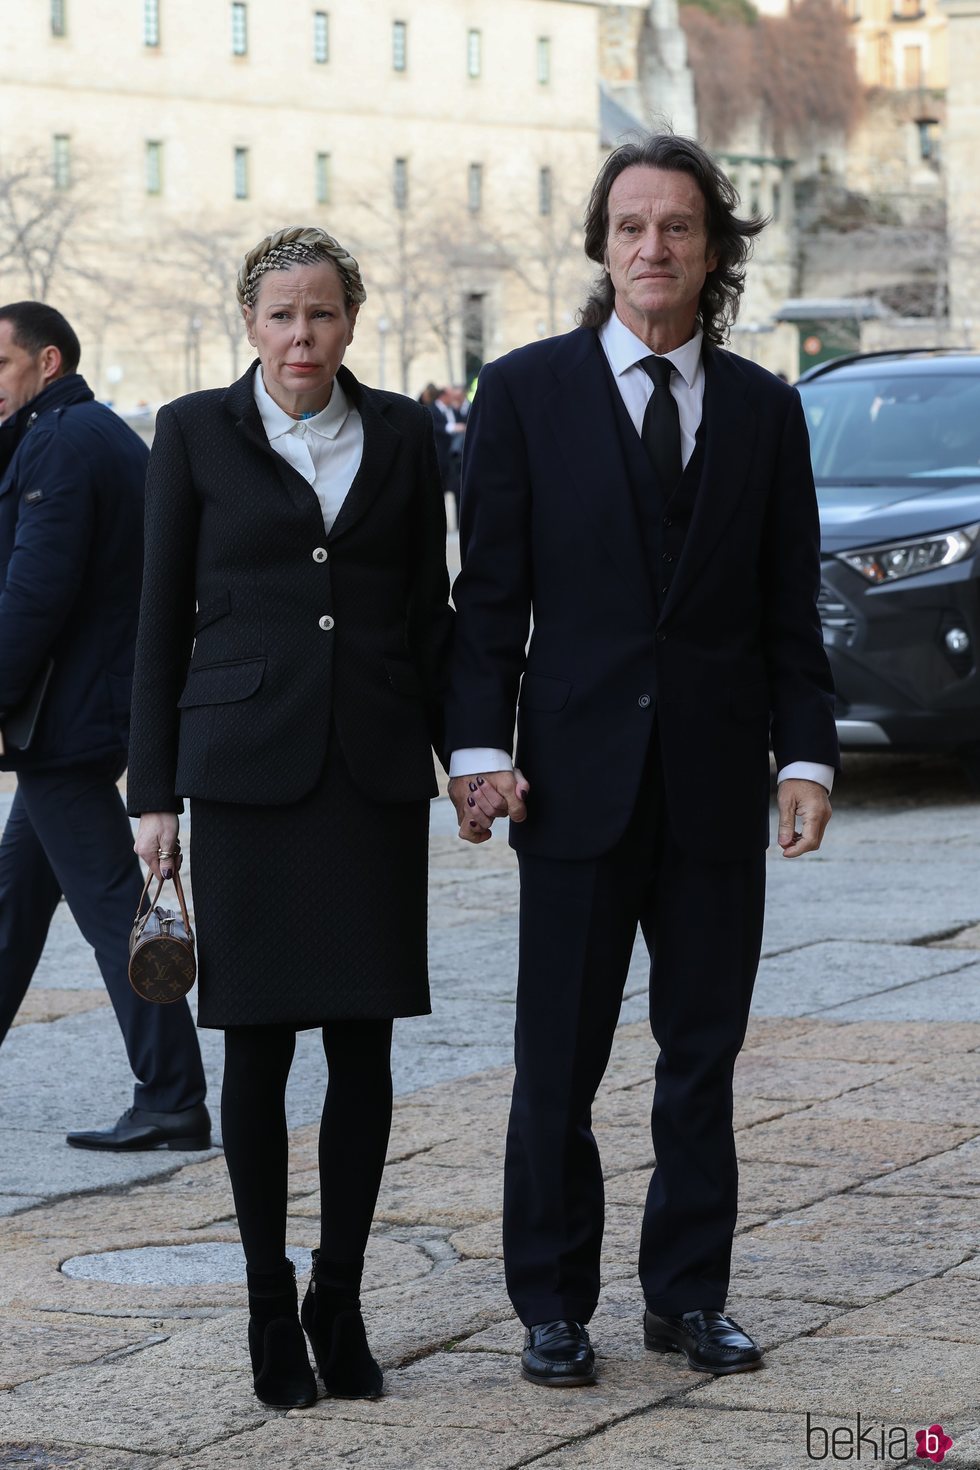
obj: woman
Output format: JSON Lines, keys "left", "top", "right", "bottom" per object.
{"left": 127, "top": 226, "right": 454, "bottom": 1408}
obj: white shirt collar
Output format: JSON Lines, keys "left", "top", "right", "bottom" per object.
{"left": 599, "top": 310, "right": 703, "bottom": 390}
{"left": 253, "top": 366, "right": 352, "bottom": 443}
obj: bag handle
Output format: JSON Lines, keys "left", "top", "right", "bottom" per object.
{"left": 133, "top": 863, "right": 192, "bottom": 937}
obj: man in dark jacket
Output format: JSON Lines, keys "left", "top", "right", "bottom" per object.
{"left": 0, "top": 301, "right": 209, "bottom": 1150}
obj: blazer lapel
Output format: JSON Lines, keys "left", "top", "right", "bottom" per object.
{"left": 326, "top": 367, "right": 400, "bottom": 542}
{"left": 223, "top": 363, "right": 320, "bottom": 518}
{"left": 660, "top": 344, "right": 758, "bottom": 621}
{"left": 222, "top": 363, "right": 400, "bottom": 537}
{"left": 544, "top": 329, "right": 655, "bottom": 621}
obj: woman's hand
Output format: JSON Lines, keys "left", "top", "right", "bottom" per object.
{"left": 134, "top": 812, "right": 182, "bottom": 881}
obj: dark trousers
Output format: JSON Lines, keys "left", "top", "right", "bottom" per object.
{"left": 0, "top": 757, "right": 206, "bottom": 1113}
{"left": 504, "top": 744, "right": 766, "bottom": 1325}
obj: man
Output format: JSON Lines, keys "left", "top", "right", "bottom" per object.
{"left": 446, "top": 137, "right": 838, "bottom": 1385}
{"left": 428, "top": 384, "right": 466, "bottom": 521}
{"left": 0, "top": 301, "right": 209, "bottom": 1150}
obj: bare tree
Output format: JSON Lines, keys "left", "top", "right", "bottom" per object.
{"left": 0, "top": 150, "right": 98, "bottom": 300}
{"left": 498, "top": 187, "right": 590, "bottom": 338}
{"left": 151, "top": 222, "right": 249, "bottom": 385}
{"left": 344, "top": 183, "right": 494, "bottom": 393}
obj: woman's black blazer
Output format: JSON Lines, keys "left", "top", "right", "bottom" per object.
{"left": 126, "top": 362, "right": 453, "bottom": 815}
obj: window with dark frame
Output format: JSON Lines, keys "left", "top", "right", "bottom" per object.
{"left": 146, "top": 140, "right": 163, "bottom": 195}
{"left": 314, "top": 10, "right": 329, "bottom": 63}
{"left": 316, "top": 151, "right": 331, "bottom": 204}
{"left": 392, "top": 19, "right": 407, "bottom": 71}
{"left": 144, "top": 0, "right": 160, "bottom": 47}
{"left": 394, "top": 156, "right": 408, "bottom": 210}
{"left": 537, "top": 36, "right": 551, "bottom": 84}
{"left": 51, "top": 0, "right": 67, "bottom": 37}
{"left": 231, "top": 2, "right": 248, "bottom": 56}
{"left": 916, "top": 117, "right": 940, "bottom": 161}
{"left": 468, "top": 162, "right": 483, "bottom": 213}
{"left": 234, "top": 146, "right": 249, "bottom": 199}
{"left": 467, "top": 28, "right": 482, "bottom": 78}
{"left": 52, "top": 134, "right": 71, "bottom": 190}
{"left": 538, "top": 165, "right": 552, "bottom": 216}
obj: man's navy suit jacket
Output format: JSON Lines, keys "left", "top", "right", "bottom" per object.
{"left": 445, "top": 325, "right": 839, "bottom": 862}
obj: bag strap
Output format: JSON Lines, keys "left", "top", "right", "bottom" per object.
{"left": 133, "top": 863, "right": 193, "bottom": 936}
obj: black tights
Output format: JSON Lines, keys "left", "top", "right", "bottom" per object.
{"left": 221, "top": 1020, "right": 394, "bottom": 1279}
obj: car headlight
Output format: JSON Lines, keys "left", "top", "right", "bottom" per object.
{"left": 837, "top": 523, "right": 980, "bottom": 583}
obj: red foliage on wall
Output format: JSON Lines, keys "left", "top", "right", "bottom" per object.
{"left": 680, "top": 0, "right": 863, "bottom": 149}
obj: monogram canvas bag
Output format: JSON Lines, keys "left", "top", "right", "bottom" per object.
{"left": 128, "top": 866, "right": 197, "bottom": 1004}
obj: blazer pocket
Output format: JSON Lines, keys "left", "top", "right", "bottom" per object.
{"left": 384, "top": 658, "right": 423, "bottom": 697}
{"left": 178, "top": 657, "right": 266, "bottom": 708}
{"left": 194, "top": 590, "right": 231, "bottom": 632}
{"left": 519, "top": 672, "right": 571, "bottom": 712}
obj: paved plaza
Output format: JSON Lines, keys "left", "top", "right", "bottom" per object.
{"left": 1, "top": 749, "right": 980, "bottom": 1468}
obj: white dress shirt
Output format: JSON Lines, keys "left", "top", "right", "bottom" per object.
{"left": 449, "top": 313, "right": 834, "bottom": 794}
{"left": 253, "top": 367, "right": 363, "bottom": 535}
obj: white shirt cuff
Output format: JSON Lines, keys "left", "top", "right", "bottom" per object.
{"left": 449, "top": 748, "right": 513, "bottom": 778}
{"left": 777, "top": 761, "right": 835, "bottom": 794}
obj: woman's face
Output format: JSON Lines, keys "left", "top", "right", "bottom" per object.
{"left": 244, "top": 260, "right": 358, "bottom": 413}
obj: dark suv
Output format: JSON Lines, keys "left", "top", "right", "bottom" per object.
{"left": 796, "top": 349, "right": 980, "bottom": 779}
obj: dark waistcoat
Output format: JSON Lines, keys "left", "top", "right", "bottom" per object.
{"left": 599, "top": 351, "right": 708, "bottom": 623}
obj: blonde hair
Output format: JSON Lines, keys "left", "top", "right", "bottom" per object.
{"left": 236, "top": 225, "right": 367, "bottom": 311}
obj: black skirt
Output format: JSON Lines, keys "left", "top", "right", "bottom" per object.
{"left": 188, "top": 732, "right": 431, "bottom": 1028}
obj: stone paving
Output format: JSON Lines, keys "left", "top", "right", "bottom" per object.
{"left": 1, "top": 752, "right": 980, "bottom": 1467}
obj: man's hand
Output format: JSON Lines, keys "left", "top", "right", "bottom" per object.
{"left": 448, "top": 769, "right": 530, "bottom": 844}
{"left": 777, "top": 779, "right": 831, "bottom": 858}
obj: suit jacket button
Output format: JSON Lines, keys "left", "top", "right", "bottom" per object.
{"left": 638, "top": 694, "right": 651, "bottom": 708}
{"left": 657, "top": 631, "right": 667, "bottom": 643}
{"left": 318, "top": 614, "right": 335, "bottom": 631}
{"left": 313, "top": 547, "right": 328, "bottom": 562}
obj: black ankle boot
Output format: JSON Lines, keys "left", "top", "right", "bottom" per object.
{"left": 300, "top": 1250, "right": 383, "bottom": 1399}
{"left": 247, "top": 1263, "right": 318, "bottom": 1409}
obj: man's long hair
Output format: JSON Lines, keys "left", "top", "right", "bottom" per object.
{"left": 578, "top": 134, "right": 765, "bottom": 346}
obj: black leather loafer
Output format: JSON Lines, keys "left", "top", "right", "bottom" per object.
{"left": 643, "top": 1309, "right": 762, "bottom": 1374}
{"left": 521, "top": 1320, "right": 596, "bottom": 1387}
{"left": 66, "top": 1103, "right": 212, "bottom": 1152}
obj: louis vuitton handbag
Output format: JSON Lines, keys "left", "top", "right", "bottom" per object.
{"left": 128, "top": 866, "right": 197, "bottom": 1004}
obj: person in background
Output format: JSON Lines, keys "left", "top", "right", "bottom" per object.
{"left": 127, "top": 227, "right": 453, "bottom": 1409}
{"left": 0, "top": 300, "right": 209, "bottom": 1151}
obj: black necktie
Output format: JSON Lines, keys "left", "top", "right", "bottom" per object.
{"left": 640, "top": 356, "right": 682, "bottom": 496}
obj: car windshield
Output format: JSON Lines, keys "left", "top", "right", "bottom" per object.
{"left": 799, "top": 373, "right": 980, "bottom": 481}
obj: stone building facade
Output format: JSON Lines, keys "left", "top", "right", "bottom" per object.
{"left": 1, "top": 0, "right": 649, "bottom": 406}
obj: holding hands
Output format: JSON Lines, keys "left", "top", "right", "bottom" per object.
{"left": 449, "top": 770, "right": 530, "bottom": 843}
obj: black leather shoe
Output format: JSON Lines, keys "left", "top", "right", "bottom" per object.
{"left": 643, "top": 1309, "right": 762, "bottom": 1374}
{"left": 521, "top": 1320, "right": 596, "bottom": 1387}
{"left": 66, "top": 1103, "right": 212, "bottom": 1152}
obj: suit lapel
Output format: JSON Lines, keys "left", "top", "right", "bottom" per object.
{"left": 659, "top": 344, "right": 757, "bottom": 621}
{"left": 224, "top": 363, "right": 319, "bottom": 518}
{"left": 326, "top": 367, "right": 400, "bottom": 542}
{"left": 544, "top": 329, "right": 655, "bottom": 621}
{"left": 223, "top": 363, "right": 400, "bottom": 537}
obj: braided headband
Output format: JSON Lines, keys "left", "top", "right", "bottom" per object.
{"left": 237, "top": 226, "right": 367, "bottom": 310}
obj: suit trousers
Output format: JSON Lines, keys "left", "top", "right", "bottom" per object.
{"left": 504, "top": 739, "right": 766, "bottom": 1325}
{"left": 0, "top": 756, "right": 206, "bottom": 1113}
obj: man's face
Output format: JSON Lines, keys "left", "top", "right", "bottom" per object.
{"left": 0, "top": 322, "right": 56, "bottom": 422}
{"left": 604, "top": 165, "right": 719, "bottom": 348}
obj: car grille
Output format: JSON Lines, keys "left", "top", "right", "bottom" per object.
{"left": 817, "top": 583, "right": 857, "bottom": 643}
